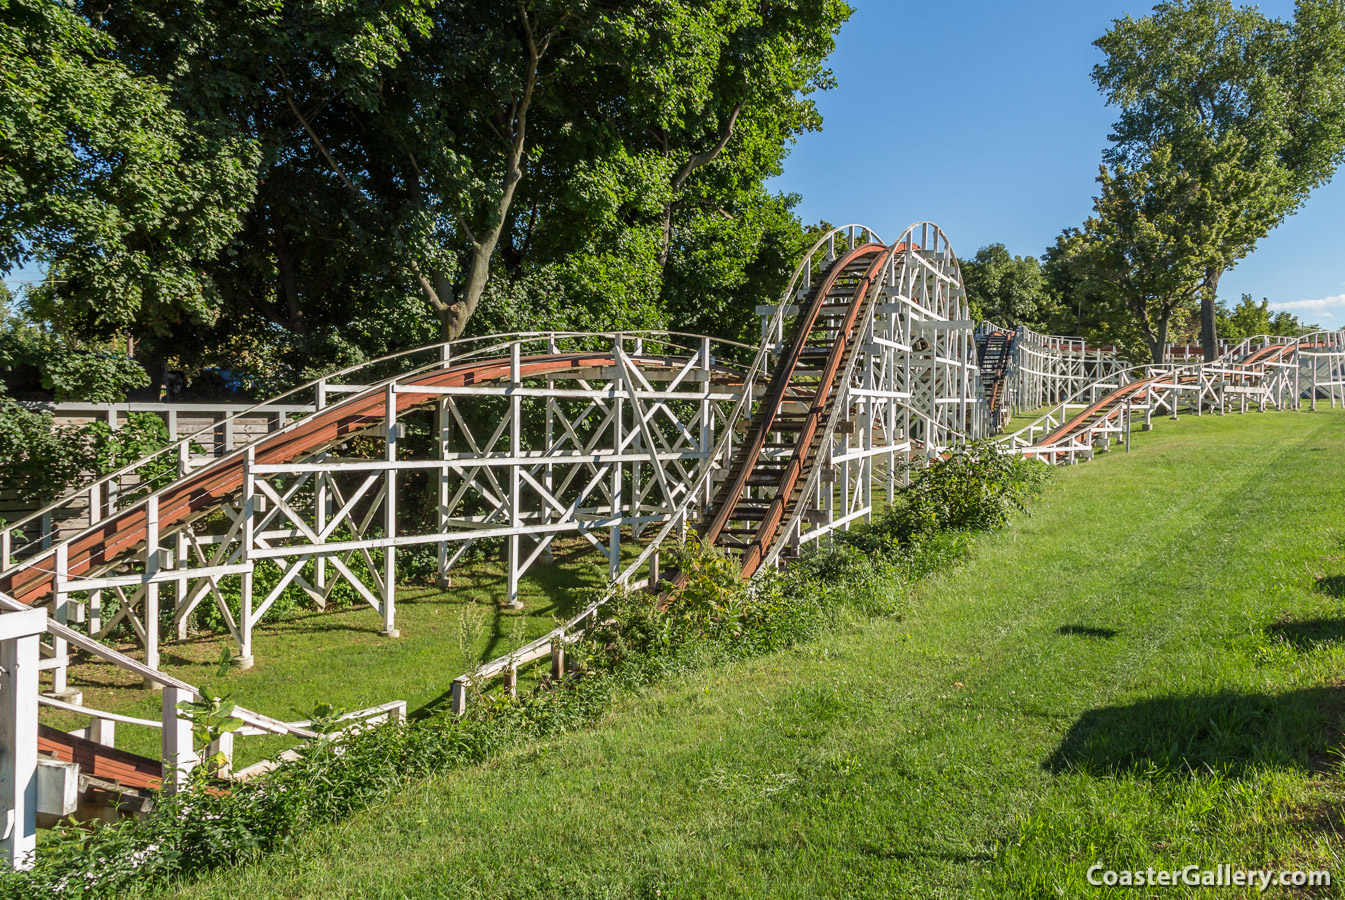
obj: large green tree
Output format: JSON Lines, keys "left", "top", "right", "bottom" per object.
{"left": 959, "top": 243, "right": 1059, "bottom": 330}
{"left": 68, "top": 0, "right": 849, "bottom": 392}
{"left": 0, "top": 0, "right": 257, "bottom": 392}
{"left": 1093, "top": 0, "right": 1345, "bottom": 360}
{"left": 1051, "top": 146, "right": 1208, "bottom": 363}
{"left": 1217, "top": 293, "right": 1309, "bottom": 340}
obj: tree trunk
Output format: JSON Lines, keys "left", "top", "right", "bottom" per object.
{"left": 272, "top": 206, "right": 307, "bottom": 334}
{"left": 410, "top": 261, "right": 457, "bottom": 342}
{"left": 442, "top": 4, "right": 553, "bottom": 341}
{"left": 1149, "top": 307, "right": 1172, "bottom": 365}
{"left": 657, "top": 100, "right": 747, "bottom": 272}
{"left": 1200, "top": 266, "right": 1222, "bottom": 362}
{"left": 129, "top": 347, "right": 166, "bottom": 402}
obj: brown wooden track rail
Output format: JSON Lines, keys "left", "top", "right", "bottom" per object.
{"left": 978, "top": 330, "right": 1014, "bottom": 423}
{"left": 0, "top": 352, "right": 725, "bottom": 608}
{"left": 1035, "top": 340, "right": 1306, "bottom": 449}
{"left": 38, "top": 725, "right": 162, "bottom": 793}
{"left": 693, "top": 242, "right": 893, "bottom": 579}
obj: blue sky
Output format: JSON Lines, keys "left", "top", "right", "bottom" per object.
{"left": 768, "top": 0, "right": 1345, "bottom": 327}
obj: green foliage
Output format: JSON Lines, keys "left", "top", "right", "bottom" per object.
{"left": 841, "top": 441, "right": 1051, "bottom": 553}
{"left": 0, "top": 434, "right": 1048, "bottom": 897}
{"left": 176, "top": 649, "right": 246, "bottom": 764}
{"left": 1049, "top": 145, "right": 1212, "bottom": 362}
{"left": 0, "top": 399, "right": 90, "bottom": 509}
{"left": 84, "top": 414, "right": 172, "bottom": 476}
{"left": 960, "top": 243, "right": 1059, "bottom": 330}
{"left": 40, "top": 353, "right": 148, "bottom": 403}
{"left": 1072, "top": 0, "right": 1345, "bottom": 357}
{"left": 0, "top": 407, "right": 179, "bottom": 521}
{"left": 0, "top": 0, "right": 851, "bottom": 389}
{"left": 0, "top": 0, "right": 258, "bottom": 360}
{"left": 1216, "top": 293, "right": 1308, "bottom": 341}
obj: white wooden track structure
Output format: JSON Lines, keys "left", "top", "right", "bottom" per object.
{"left": 2, "top": 221, "right": 1344, "bottom": 867}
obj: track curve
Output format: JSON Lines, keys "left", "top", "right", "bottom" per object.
{"left": 698, "top": 241, "right": 891, "bottom": 578}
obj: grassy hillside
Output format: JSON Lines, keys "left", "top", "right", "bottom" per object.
{"left": 160, "top": 407, "right": 1345, "bottom": 899}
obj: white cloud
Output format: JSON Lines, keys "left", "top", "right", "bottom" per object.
{"left": 1271, "top": 294, "right": 1345, "bottom": 312}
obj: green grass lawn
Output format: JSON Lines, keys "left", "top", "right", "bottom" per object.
{"left": 145, "top": 407, "right": 1345, "bottom": 897}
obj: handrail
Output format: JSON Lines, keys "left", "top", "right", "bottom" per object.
{"left": 1000, "top": 331, "right": 1329, "bottom": 447}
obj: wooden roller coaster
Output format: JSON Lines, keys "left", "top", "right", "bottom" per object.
{"left": 2, "top": 219, "right": 1344, "bottom": 869}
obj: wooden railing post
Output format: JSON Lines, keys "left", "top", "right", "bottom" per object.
{"left": 161, "top": 686, "right": 199, "bottom": 794}
{"left": 450, "top": 677, "right": 469, "bottom": 716}
{"left": 382, "top": 383, "right": 400, "bottom": 636}
{"left": 1, "top": 608, "right": 47, "bottom": 870}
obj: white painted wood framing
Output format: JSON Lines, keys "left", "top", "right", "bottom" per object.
{"left": 0, "top": 222, "right": 983, "bottom": 740}
{"left": 460, "top": 224, "right": 987, "bottom": 709}
{"left": 0, "top": 608, "right": 46, "bottom": 869}
{"left": 5, "top": 218, "right": 1342, "bottom": 867}
{"left": 753, "top": 223, "right": 986, "bottom": 559}
{"left": 989, "top": 323, "right": 1130, "bottom": 421}
{"left": 1000, "top": 331, "right": 1345, "bottom": 464}
{"left": 1, "top": 332, "right": 759, "bottom": 692}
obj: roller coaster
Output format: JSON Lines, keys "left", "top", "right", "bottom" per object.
{"left": 2, "top": 222, "right": 1344, "bottom": 867}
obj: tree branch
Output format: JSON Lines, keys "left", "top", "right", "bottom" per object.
{"left": 284, "top": 92, "right": 369, "bottom": 204}
{"left": 671, "top": 99, "right": 747, "bottom": 192}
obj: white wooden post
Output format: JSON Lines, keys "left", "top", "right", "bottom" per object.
{"left": 206, "top": 730, "right": 234, "bottom": 779}
{"left": 506, "top": 344, "right": 523, "bottom": 609}
{"left": 175, "top": 530, "right": 190, "bottom": 639}
{"left": 143, "top": 497, "right": 161, "bottom": 684}
{"left": 541, "top": 366, "right": 555, "bottom": 567}
{"left": 161, "top": 685, "right": 199, "bottom": 793}
{"left": 314, "top": 462, "right": 328, "bottom": 607}
{"left": 382, "top": 383, "right": 400, "bottom": 635}
{"left": 435, "top": 342, "right": 453, "bottom": 578}
{"left": 237, "top": 449, "right": 255, "bottom": 668}
{"left": 47, "top": 543, "right": 77, "bottom": 703}
{"left": 551, "top": 639, "right": 565, "bottom": 681}
{"left": 315, "top": 383, "right": 329, "bottom": 598}
{"left": 436, "top": 397, "right": 453, "bottom": 587}
{"left": 1, "top": 608, "right": 46, "bottom": 870}
{"left": 699, "top": 337, "right": 714, "bottom": 512}
{"left": 449, "top": 676, "right": 468, "bottom": 716}
{"left": 610, "top": 340, "right": 624, "bottom": 583}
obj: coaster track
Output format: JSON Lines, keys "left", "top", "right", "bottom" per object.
{"left": 3, "top": 218, "right": 1345, "bottom": 867}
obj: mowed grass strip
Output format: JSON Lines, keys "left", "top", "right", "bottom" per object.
{"left": 158, "top": 408, "right": 1345, "bottom": 900}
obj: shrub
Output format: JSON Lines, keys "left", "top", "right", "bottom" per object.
{"left": 841, "top": 440, "right": 1049, "bottom": 553}
{"left": 41, "top": 352, "right": 149, "bottom": 403}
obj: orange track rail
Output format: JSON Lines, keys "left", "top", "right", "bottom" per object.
{"left": 39, "top": 725, "right": 162, "bottom": 793}
{"left": 1036, "top": 342, "right": 1302, "bottom": 448}
{"left": 1, "top": 352, "right": 704, "bottom": 607}
{"left": 698, "top": 243, "right": 892, "bottom": 578}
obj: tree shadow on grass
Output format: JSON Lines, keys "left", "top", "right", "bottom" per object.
{"left": 1265, "top": 618, "right": 1345, "bottom": 651}
{"left": 1315, "top": 575, "right": 1345, "bottom": 600}
{"left": 1046, "top": 686, "right": 1345, "bottom": 777}
{"left": 1057, "top": 624, "right": 1118, "bottom": 639}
